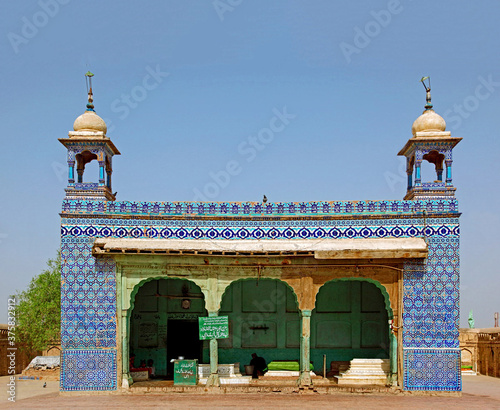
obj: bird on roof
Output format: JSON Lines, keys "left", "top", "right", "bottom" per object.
{"left": 263, "top": 195, "right": 267, "bottom": 203}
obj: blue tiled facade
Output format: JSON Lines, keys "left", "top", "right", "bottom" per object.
{"left": 60, "top": 199, "right": 461, "bottom": 391}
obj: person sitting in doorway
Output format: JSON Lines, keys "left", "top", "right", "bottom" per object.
{"left": 250, "top": 353, "right": 267, "bottom": 379}
{"left": 147, "top": 359, "right": 156, "bottom": 378}
{"left": 129, "top": 353, "right": 136, "bottom": 371}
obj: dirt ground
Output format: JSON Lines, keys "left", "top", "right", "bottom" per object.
{"left": 2, "top": 374, "right": 500, "bottom": 409}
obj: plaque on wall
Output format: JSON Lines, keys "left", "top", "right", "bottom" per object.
{"left": 198, "top": 316, "right": 229, "bottom": 340}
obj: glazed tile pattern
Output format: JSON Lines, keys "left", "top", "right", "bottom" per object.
{"left": 59, "top": 199, "right": 460, "bottom": 392}
{"left": 61, "top": 349, "right": 117, "bottom": 391}
{"left": 60, "top": 217, "right": 460, "bottom": 241}
{"left": 61, "top": 198, "right": 458, "bottom": 217}
{"left": 403, "top": 238, "right": 460, "bottom": 349}
{"left": 60, "top": 238, "right": 116, "bottom": 349}
{"left": 402, "top": 237, "right": 460, "bottom": 391}
{"left": 404, "top": 349, "right": 461, "bottom": 391}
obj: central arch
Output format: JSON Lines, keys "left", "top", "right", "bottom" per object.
{"left": 128, "top": 278, "right": 207, "bottom": 379}
{"left": 218, "top": 278, "right": 301, "bottom": 374}
{"left": 311, "top": 278, "right": 393, "bottom": 378}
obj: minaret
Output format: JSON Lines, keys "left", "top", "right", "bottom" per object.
{"left": 59, "top": 73, "right": 120, "bottom": 201}
{"left": 398, "top": 77, "right": 462, "bottom": 200}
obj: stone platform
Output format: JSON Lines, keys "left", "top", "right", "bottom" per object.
{"left": 335, "top": 359, "right": 390, "bottom": 386}
{"left": 129, "top": 378, "right": 398, "bottom": 394}
{"left": 264, "top": 370, "right": 316, "bottom": 378}
{"left": 198, "top": 363, "right": 252, "bottom": 385}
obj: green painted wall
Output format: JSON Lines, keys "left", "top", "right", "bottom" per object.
{"left": 311, "top": 281, "right": 390, "bottom": 373}
{"left": 218, "top": 279, "right": 300, "bottom": 373}
{"left": 130, "top": 279, "right": 207, "bottom": 376}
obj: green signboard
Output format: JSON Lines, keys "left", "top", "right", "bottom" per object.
{"left": 173, "top": 359, "right": 198, "bottom": 385}
{"left": 198, "top": 316, "right": 229, "bottom": 340}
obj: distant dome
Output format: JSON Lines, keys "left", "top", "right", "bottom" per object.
{"left": 73, "top": 110, "right": 107, "bottom": 133}
{"left": 411, "top": 109, "right": 446, "bottom": 136}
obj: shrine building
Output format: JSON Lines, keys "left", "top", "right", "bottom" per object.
{"left": 59, "top": 78, "right": 462, "bottom": 392}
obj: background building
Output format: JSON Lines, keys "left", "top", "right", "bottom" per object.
{"left": 460, "top": 328, "right": 500, "bottom": 377}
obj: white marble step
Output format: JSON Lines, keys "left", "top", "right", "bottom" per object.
{"left": 335, "top": 359, "right": 390, "bottom": 385}
{"left": 199, "top": 376, "right": 252, "bottom": 385}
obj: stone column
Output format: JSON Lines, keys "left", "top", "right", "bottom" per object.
{"left": 445, "top": 160, "right": 452, "bottom": 185}
{"left": 68, "top": 161, "right": 75, "bottom": 185}
{"left": 406, "top": 157, "right": 413, "bottom": 190}
{"left": 206, "top": 311, "right": 220, "bottom": 387}
{"left": 121, "top": 309, "right": 132, "bottom": 388}
{"left": 117, "top": 267, "right": 133, "bottom": 389}
{"left": 407, "top": 171, "right": 413, "bottom": 191}
{"left": 389, "top": 330, "right": 397, "bottom": 385}
{"left": 99, "top": 161, "right": 105, "bottom": 186}
{"left": 436, "top": 162, "right": 444, "bottom": 182}
{"left": 77, "top": 167, "right": 84, "bottom": 183}
{"left": 414, "top": 160, "right": 422, "bottom": 186}
{"left": 298, "top": 309, "right": 312, "bottom": 386}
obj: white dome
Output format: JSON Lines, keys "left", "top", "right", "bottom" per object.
{"left": 411, "top": 109, "right": 446, "bottom": 136}
{"left": 73, "top": 110, "right": 107, "bottom": 134}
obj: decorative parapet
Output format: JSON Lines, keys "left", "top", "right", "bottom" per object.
{"left": 73, "top": 183, "right": 99, "bottom": 190}
{"left": 421, "top": 182, "right": 445, "bottom": 188}
{"left": 61, "top": 198, "right": 459, "bottom": 217}
{"left": 478, "top": 330, "right": 500, "bottom": 342}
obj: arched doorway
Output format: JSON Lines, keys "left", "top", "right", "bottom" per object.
{"left": 460, "top": 348, "right": 473, "bottom": 372}
{"left": 218, "top": 279, "right": 300, "bottom": 374}
{"left": 311, "top": 279, "right": 391, "bottom": 376}
{"left": 128, "top": 278, "right": 207, "bottom": 379}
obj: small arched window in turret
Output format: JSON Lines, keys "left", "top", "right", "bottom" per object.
{"left": 75, "top": 150, "right": 98, "bottom": 183}
{"left": 422, "top": 150, "right": 445, "bottom": 182}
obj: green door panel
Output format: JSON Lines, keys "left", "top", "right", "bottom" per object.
{"left": 241, "top": 280, "right": 278, "bottom": 313}
{"left": 316, "top": 320, "right": 352, "bottom": 348}
{"left": 286, "top": 320, "right": 300, "bottom": 348}
{"left": 361, "top": 320, "right": 384, "bottom": 348}
{"left": 315, "top": 281, "right": 351, "bottom": 313}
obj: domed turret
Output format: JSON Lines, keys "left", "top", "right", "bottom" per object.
{"left": 59, "top": 72, "right": 120, "bottom": 202}
{"left": 398, "top": 77, "right": 462, "bottom": 200}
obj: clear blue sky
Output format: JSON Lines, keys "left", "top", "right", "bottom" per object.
{"left": 1, "top": 1, "right": 499, "bottom": 327}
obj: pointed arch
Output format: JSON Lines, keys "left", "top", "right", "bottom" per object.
{"left": 128, "top": 276, "right": 206, "bottom": 314}
{"left": 217, "top": 278, "right": 302, "bottom": 372}
{"left": 311, "top": 277, "right": 395, "bottom": 380}
{"left": 315, "top": 277, "right": 393, "bottom": 319}
{"left": 219, "top": 277, "right": 299, "bottom": 313}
